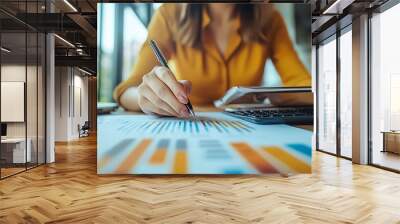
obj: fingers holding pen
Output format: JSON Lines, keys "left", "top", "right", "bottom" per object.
{"left": 139, "top": 67, "right": 190, "bottom": 117}
{"left": 154, "top": 66, "right": 188, "bottom": 104}
{"left": 138, "top": 84, "right": 178, "bottom": 116}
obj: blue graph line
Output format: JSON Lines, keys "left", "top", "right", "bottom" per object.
{"left": 194, "top": 121, "right": 200, "bottom": 133}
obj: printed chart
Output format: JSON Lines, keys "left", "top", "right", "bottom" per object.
{"left": 98, "top": 112, "right": 312, "bottom": 174}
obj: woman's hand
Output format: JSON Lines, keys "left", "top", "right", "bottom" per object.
{"left": 137, "top": 66, "right": 192, "bottom": 117}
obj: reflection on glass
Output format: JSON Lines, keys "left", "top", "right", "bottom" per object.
{"left": 38, "top": 33, "right": 46, "bottom": 165}
{"left": 1, "top": 32, "right": 27, "bottom": 177}
{"left": 318, "top": 38, "right": 337, "bottom": 154}
{"left": 27, "top": 32, "right": 38, "bottom": 169}
{"left": 0, "top": 0, "right": 46, "bottom": 178}
{"left": 371, "top": 4, "right": 400, "bottom": 171}
{"left": 340, "top": 30, "right": 352, "bottom": 158}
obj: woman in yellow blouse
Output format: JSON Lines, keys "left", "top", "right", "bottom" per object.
{"left": 114, "top": 3, "right": 311, "bottom": 117}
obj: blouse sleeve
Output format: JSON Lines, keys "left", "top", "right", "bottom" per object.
{"left": 113, "top": 5, "right": 176, "bottom": 104}
{"left": 269, "top": 12, "right": 311, "bottom": 87}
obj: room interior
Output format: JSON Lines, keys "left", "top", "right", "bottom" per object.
{"left": 0, "top": 0, "right": 399, "bottom": 222}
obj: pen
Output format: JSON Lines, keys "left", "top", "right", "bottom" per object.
{"left": 149, "top": 39, "right": 196, "bottom": 117}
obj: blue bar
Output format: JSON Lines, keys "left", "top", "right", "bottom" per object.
{"left": 223, "top": 169, "right": 244, "bottom": 174}
{"left": 287, "top": 144, "right": 312, "bottom": 157}
{"left": 210, "top": 121, "right": 222, "bottom": 133}
{"left": 105, "top": 138, "right": 135, "bottom": 157}
{"left": 225, "top": 121, "right": 243, "bottom": 133}
{"left": 176, "top": 139, "right": 187, "bottom": 151}
{"left": 200, "top": 120, "right": 208, "bottom": 132}
{"left": 164, "top": 121, "right": 171, "bottom": 132}
{"left": 215, "top": 121, "right": 229, "bottom": 133}
{"left": 194, "top": 121, "right": 200, "bottom": 133}
{"left": 157, "top": 122, "right": 167, "bottom": 134}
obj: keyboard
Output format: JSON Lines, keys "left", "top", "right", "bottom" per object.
{"left": 225, "top": 106, "right": 314, "bottom": 125}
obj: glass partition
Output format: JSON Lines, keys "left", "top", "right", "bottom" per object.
{"left": 1, "top": 30, "right": 28, "bottom": 177}
{"left": 27, "top": 30, "right": 38, "bottom": 169}
{"left": 38, "top": 32, "right": 46, "bottom": 165}
{"left": 0, "top": 1, "right": 46, "bottom": 179}
{"left": 317, "top": 36, "right": 337, "bottom": 154}
{"left": 370, "top": 3, "right": 400, "bottom": 171}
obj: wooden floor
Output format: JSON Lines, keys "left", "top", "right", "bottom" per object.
{"left": 373, "top": 151, "right": 400, "bottom": 171}
{"left": 1, "top": 135, "right": 400, "bottom": 224}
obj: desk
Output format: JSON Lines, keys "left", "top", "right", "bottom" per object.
{"left": 382, "top": 131, "right": 400, "bottom": 154}
{"left": 98, "top": 107, "right": 313, "bottom": 175}
{"left": 1, "top": 138, "right": 31, "bottom": 164}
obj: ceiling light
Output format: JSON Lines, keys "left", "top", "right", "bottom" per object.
{"left": 1, "top": 47, "right": 11, "bottom": 53}
{"left": 322, "top": 0, "right": 354, "bottom": 15}
{"left": 63, "top": 0, "right": 78, "bottom": 12}
{"left": 323, "top": 0, "right": 341, "bottom": 14}
{"left": 54, "top": 34, "right": 75, "bottom": 48}
{"left": 78, "top": 67, "right": 94, "bottom": 76}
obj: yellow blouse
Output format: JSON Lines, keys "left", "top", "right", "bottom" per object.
{"left": 114, "top": 4, "right": 311, "bottom": 105}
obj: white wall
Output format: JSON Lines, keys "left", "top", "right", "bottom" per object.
{"left": 1, "top": 65, "right": 42, "bottom": 138}
{"left": 54, "top": 67, "right": 89, "bottom": 141}
{"left": 1, "top": 64, "right": 46, "bottom": 164}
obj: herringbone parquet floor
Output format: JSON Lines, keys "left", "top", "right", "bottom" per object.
{"left": 1, "top": 135, "right": 400, "bottom": 224}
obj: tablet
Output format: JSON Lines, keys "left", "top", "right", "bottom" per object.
{"left": 214, "top": 86, "right": 313, "bottom": 108}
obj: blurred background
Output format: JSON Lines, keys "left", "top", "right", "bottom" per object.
{"left": 97, "top": 3, "right": 311, "bottom": 103}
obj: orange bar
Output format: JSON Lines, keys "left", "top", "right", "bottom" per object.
{"left": 115, "top": 139, "right": 152, "bottom": 173}
{"left": 173, "top": 150, "right": 187, "bottom": 174}
{"left": 262, "top": 146, "right": 311, "bottom": 173}
{"left": 231, "top": 143, "right": 277, "bottom": 173}
{"left": 149, "top": 148, "right": 167, "bottom": 165}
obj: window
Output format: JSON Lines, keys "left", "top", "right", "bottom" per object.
{"left": 98, "top": 3, "right": 152, "bottom": 103}
{"left": 339, "top": 28, "right": 352, "bottom": 158}
{"left": 370, "top": 3, "right": 400, "bottom": 171}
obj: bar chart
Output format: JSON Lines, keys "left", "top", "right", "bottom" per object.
{"left": 98, "top": 137, "right": 312, "bottom": 174}
{"left": 115, "top": 117, "right": 254, "bottom": 135}
{"left": 98, "top": 112, "right": 312, "bottom": 174}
